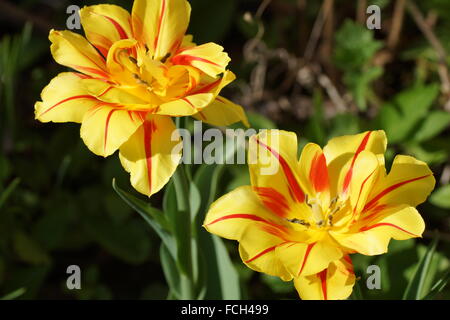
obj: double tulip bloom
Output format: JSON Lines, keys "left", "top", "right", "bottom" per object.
{"left": 204, "top": 130, "right": 435, "bottom": 299}
{"left": 35, "top": 0, "right": 248, "bottom": 196}
{"left": 35, "top": 0, "right": 436, "bottom": 301}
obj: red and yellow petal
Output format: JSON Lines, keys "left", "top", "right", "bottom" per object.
{"left": 275, "top": 238, "right": 342, "bottom": 277}
{"left": 172, "top": 43, "right": 230, "bottom": 77}
{"left": 49, "top": 30, "right": 109, "bottom": 80}
{"left": 203, "top": 185, "right": 296, "bottom": 280}
{"left": 332, "top": 205, "right": 425, "bottom": 255}
{"left": 79, "top": 4, "right": 132, "bottom": 58}
{"left": 156, "top": 93, "right": 214, "bottom": 116}
{"left": 294, "top": 256, "right": 355, "bottom": 300}
{"left": 346, "top": 150, "right": 380, "bottom": 220}
{"left": 119, "top": 115, "right": 181, "bottom": 197}
{"left": 192, "top": 96, "right": 249, "bottom": 127}
{"left": 81, "top": 78, "right": 151, "bottom": 106}
{"left": 131, "top": 0, "right": 190, "bottom": 60}
{"left": 35, "top": 72, "right": 99, "bottom": 123}
{"left": 204, "top": 186, "right": 293, "bottom": 241}
{"left": 298, "top": 143, "right": 330, "bottom": 205}
{"left": 248, "top": 130, "right": 306, "bottom": 220}
{"left": 80, "top": 105, "right": 144, "bottom": 157}
{"left": 363, "top": 155, "right": 435, "bottom": 211}
{"left": 324, "top": 130, "right": 387, "bottom": 196}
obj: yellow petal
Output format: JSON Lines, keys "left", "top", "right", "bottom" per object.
{"left": 49, "top": 30, "right": 109, "bottom": 80}
{"left": 156, "top": 93, "right": 214, "bottom": 116}
{"left": 192, "top": 70, "right": 236, "bottom": 96}
{"left": 35, "top": 72, "right": 99, "bottom": 123}
{"left": 363, "top": 155, "right": 435, "bottom": 211}
{"left": 171, "top": 43, "right": 230, "bottom": 77}
{"left": 248, "top": 130, "right": 307, "bottom": 220}
{"left": 193, "top": 96, "right": 249, "bottom": 127}
{"left": 80, "top": 106, "right": 144, "bottom": 157}
{"left": 79, "top": 4, "right": 132, "bottom": 58}
{"left": 298, "top": 143, "right": 330, "bottom": 206}
{"left": 324, "top": 130, "right": 387, "bottom": 196}
{"left": 238, "top": 227, "right": 292, "bottom": 281}
{"left": 276, "top": 238, "right": 342, "bottom": 277}
{"left": 131, "top": 0, "right": 190, "bottom": 60}
{"left": 204, "top": 185, "right": 296, "bottom": 280}
{"left": 294, "top": 256, "right": 355, "bottom": 300}
{"left": 119, "top": 115, "right": 181, "bottom": 197}
{"left": 346, "top": 150, "right": 380, "bottom": 219}
{"left": 105, "top": 39, "right": 142, "bottom": 85}
{"left": 332, "top": 205, "right": 425, "bottom": 255}
{"left": 81, "top": 78, "right": 151, "bottom": 105}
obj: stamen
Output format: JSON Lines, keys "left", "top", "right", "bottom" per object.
{"left": 160, "top": 52, "right": 171, "bottom": 64}
{"left": 286, "top": 218, "right": 310, "bottom": 227}
{"left": 129, "top": 56, "right": 138, "bottom": 64}
{"left": 133, "top": 73, "right": 150, "bottom": 86}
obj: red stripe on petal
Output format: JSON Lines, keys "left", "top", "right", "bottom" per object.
{"left": 343, "top": 131, "right": 372, "bottom": 193}
{"left": 352, "top": 167, "right": 377, "bottom": 218}
{"left": 72, "top": 72, "right": 93, "bottom": 79}
{"left": 103, "top": 109, "right": 116, "bottom": 152}
{"left": 143, "top": 120, "right": 155, "bottom": 193}
{"left": 154, "top": 0, "right": 166, "bottom": 50}
{"left": 39, "top": 95, "right": 96, "bottom": 116}
{"left": 254, "top": 187, "right": 290, "bottom": 218}
{"left": 309, "top": 152, "right": 329, "bottom": 193}
{"left": 71, "top": 65, "right": 109, "bottom": 80}
{"left": 98, "top": 86, "right": 114, "bottom": 97}
{"left": 256, "top": 138, "right": 305, "bottom": 203}
{"left": 298, "top": 242, "right": 316, "bottom": 276}
{"left": 362, "top": 174, "right": 431, "bottom": 212}
{"left": 244, "top": 245, "right": 277, "bottom": 263}
{"left": 318, "top": 269, "right": 328, "bottom": 300}
{"left": 361, "top": 204, "right": 389, "bottom": 221}
{"left": 172, "top": 54, "right": 222, "bottom": 68}
{"left": 191, "top": 78, "right": 221, "bottom": 95}
{"left": 206, "top": 213, "right": 287, "bottom": 232}
{"left": 182, "top": 97, "right": 196, "bottom": 110}
{"left": 359, "top": 222, "right": 417, "bottom": 236}
{"left": 101, "top": 15, "right": 128, "bottom": 40}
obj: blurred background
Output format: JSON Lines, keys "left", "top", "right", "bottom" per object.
{"left": 0, "top": 0, "right": 449, "bottom": 299}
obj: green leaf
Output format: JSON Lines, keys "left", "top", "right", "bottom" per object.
{"left": 13, "top": 231, "right": 51, "bottom": 265}
{"left": 189, "top": 181, "right": 201, "bottom": 223}
{"left": 403, "top": 235, "right": 439, "bottom": 300}
{"left": 112, "top": 179, "right": 175, "bottom": 257}
{"left": 379, "top": 84, "right": 440, "bottom": 143}
{"left": 0, "top": 177, "right": 20, "bottom": 211}
{"left": 422, "top": 271, "right": 450, "bottom": 300}
{"left": 413, "top": 111, "right": 450, "bottom": 142}
{"left": 430, "top": 184, "right": 450, "bottom": 209}
{"left": 404, "top": 143, "right": 448, "bottom": 165}
{"left": 211, "top": 235, "right": 241, "bottom": 299}
{"left": 246, "top": 111, "right": 277, "bottom": 130}
{"left": 334, "top": 20, "right": 382, "bottom": 70}
{"left": 160, "top": 243, "right": 181, "bottom": 299}
{"left": 0, "top": 287, "right": 26, "bottom": 300}
{"left": 345, "top": 66, "right": 383, "bottom": 111}
{"left": 260, "top": 274, "right": 294, "bottom": 294}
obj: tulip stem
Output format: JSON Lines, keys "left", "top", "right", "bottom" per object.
{"left": 172, "top": 153, "right": 195, "bottom": 300}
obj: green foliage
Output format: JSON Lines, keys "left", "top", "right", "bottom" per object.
{"left": 430, "top": 185, "right": 450, "bottom": 209}
{"left": 334, "top": 20, "right": 383, "bottom": 110}
{"left": 378, "top": 84, "right": 440, "bottom": 143}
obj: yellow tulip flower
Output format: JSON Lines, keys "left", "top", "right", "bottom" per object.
{"left": 35, "top": 0, "right": 248, "bottom": 196}
{"left": 204, "top": 130, "right": 435, "bottom": 299}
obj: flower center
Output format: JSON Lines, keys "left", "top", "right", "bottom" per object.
{"left": 287, "top": 194, "right": 346, "bottom": 230}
